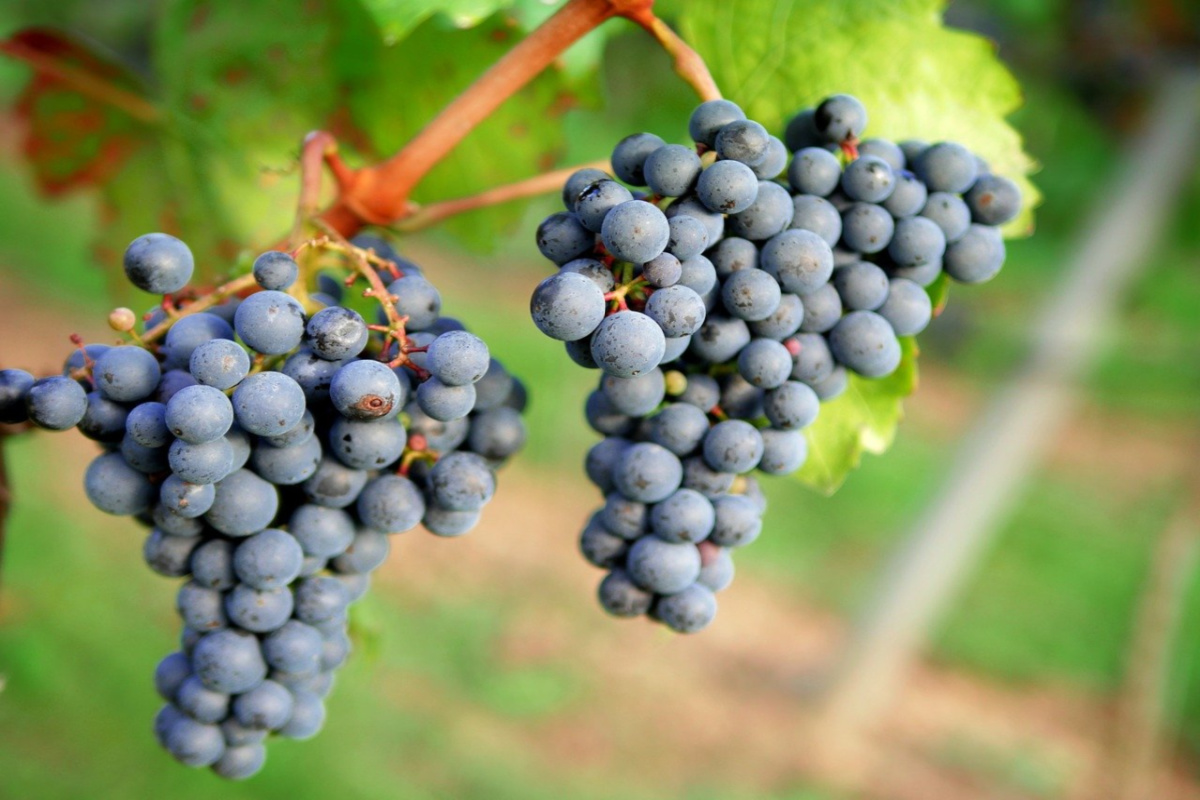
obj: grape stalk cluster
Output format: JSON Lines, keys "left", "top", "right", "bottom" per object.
{"left": 0, "top": 233, "right": 526, "bottom": 778}
{"left": 530, "top": 93, "right": 1019, "bottom": 634}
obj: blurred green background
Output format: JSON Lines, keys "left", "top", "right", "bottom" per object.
{"left": 0, "top": 1, "right": 1198, "bottom": 798}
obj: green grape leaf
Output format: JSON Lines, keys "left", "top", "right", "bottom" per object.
{"left": 346, "top": 12, "right": 594, "bottom": 248}
{"left": 665, "top": 0, "right": 1039, "bottom": 236}
{"left": 658, "top": 0, "right": 1036, "bottom": 491}
{"left": 797, "top": 337, "right": 919, "bottom": 495}
{"left": 0, "top": 28, "right": 157, "bottom": 196}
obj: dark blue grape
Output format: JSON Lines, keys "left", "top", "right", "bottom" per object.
{"left": 124, "top": 233, "right": 195, "bottom": 295}
{"left": 696, "top": 160, "right": 758, "bottom": 214}
{"left": 965, "top": 174, "right": 1022, "bottom": 225}
{"left": 858, "top": 138, "right": 905, "bottom": 170}
{"left": 883, "top": 170, "right": 929, "bottom": 218}
{"left": 665, "top": 215, "right": 709, "bottom": 261}
{"left": 163, "top": 715, "right": 225, "bottom": 768}
{"left": 530, "top": 271, "right": 606, "bottom": 342}
{"left": 641, "top": 253, "right": 682, "bottom": 289}
{"left": 597, "top": 568, "right": 654, "bottom": 617}
{"left": 626, "top": 536, "right": 701, "bottom": 594}
{"left": 189, "top": 339, "right": 250, "bottom": 390}
{"left": 386, "top": 274, "right": 442, "bottom": 331}
{"left": 828, "top": 310, "right": 902, "bottom": 377}
{"left": 703, "top": 420, "right": 763, "bottom": 473}
{"left": 590, "top": 311, "right": 665, "bottom": 379}
{"left": 232, "top": 372, "right": 306, "bottom": 437}
{"left": 709, "top": 494, "right": 763, "bottom": 547}
{"left": 656, "top": 583, "right": 717, "bottom": 633}
{"left": 920, "top": 191, "right": 972, "bottom": 243}
{"left": 160, "top": 474, "right": 215, "bottom": 518}
{"left": 878, "top": 278, "right": 933, "bottom": 336}
{"left": 93, "top": 346, "right": 161, "bottom": 403}
{"left": 714, "top": 119, "right": 770, "bottom": 165}
{"left": 748, "top": 292, "right": 804, "bottom": 340}
{"left": 665, "top": 197, "right": 725, "bottom": 250}
{"left": 888, "top": 216, "right": 947, "bottom": 268}
{"left": 85, "top": 451, "right": 155, "bottom": 515}
{"left": 688, "top": 99, "right": 745, "bottom": 147}
{"left": 601, "top": 200, "right": 670, "bottom": 264}
{"left": 751, "top": 136, "right": 788, "bottom": 179}
{"left": 226, "top": 584, "right": 293, "bottom": 633}
{"left": 648, "top": 403, "right": 709, "bottom": 457}
{"left": 789, "top": 333, "right": 834, "bottom": 384}
{"left": 644, "top": 144, "right": 702, "bottom": 197}
{"left": 650, "top": 488, "right": 715, "bottom": 543}
{"left": 814, "top": 94, "right": 867, "bottom": 143}
{"left": 177, "top": 674, "right": 230, "bottom": 724}
{"left": 727, "top": 181, "right": 794, "bottom": 240}
{"left": 611, "top": 132, "right": 665, "bottom": 185}
{"left": 841, "top": 202, "right": 896, "bottom": 254}
{"left": 944, "top": 224, "right": 1005, "bottom": 284}
{"left": 290, "top": 504, "right": 356, "bottom": 558}
{"left": 761, "top": 229, "right": 834, "bottom": 296}
{"left": 562, "top": 167, "right": 612, "bottom": 211}
{"left": 357, "top": 474, "right": 426, "bottom": 533}
{"left": 914, "top": 141, "right": 978, "bottom": 193}
{"left": 252, "top": 251, "right": 298, "bottom": 291}
{"left": 191, "top": 539, "right": 235, "bottom": 590}
{"left": 0, "top": 368, "right": 33, "bottom": 424}
{"left": 789, "top": 195, "right": 842, "bottom": 248}
{"left": 143, "top": 529, "right": 200, "bottom": 577}
{"left": 833, "top": 261, "right": 890, "bottom": 311}
{"left": 193, "top": 628, "right": 268, "bottom": 694}
{"left": 328, "top": 416, "right": 406, "bottom": 470}
{"left": 305, "top": 306, "right": 368, "bottom": 361}
{"left": 430, "top": 452, "right": 495, "bottom": 512}
{"left": 205, "top": 469, "right": 279, "bottom": 536}
{"left": 234, "top": 291, "right": 305, "bottom": 356}
{"left": 737, "top": 338, "right": 793, "bottom": 389}
{"left": 613, "top": 442, "right": 682, "bottom": 504}
{"left": 721, "top": 268, "right": 782, "bottom": 322}
{"left": 575, "top": 179, "right": 635, "bottom": 233}
{"left": 77, "top": 390, "right": 128, "bottom": 442}
{"left": 169, "top": 437, "right": 234, "bottom": 484}
{"left": 304, "top": 457, "right": 368, "bottom": 509}
{"left": 689, "top": 315, "right": 751, "bottom": 364}
{"left": 758, "top": 428, "right": 807, "bottom": 474}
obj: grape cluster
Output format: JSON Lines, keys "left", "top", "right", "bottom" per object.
{"left": 530, "top": 93, "right": 1019, "bottom": 633}
{"left": 0, "top": 232, "right": 526, "bottom": 778}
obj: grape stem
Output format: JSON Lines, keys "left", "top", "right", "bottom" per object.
{"left": 394, "top": 160, "right": 612, "bottom": 232}
{"left": 140, "top": 273, "right": 258, "bottom": 346}
{"left": 299, "top": 0, "right": 718, "bottom": 240}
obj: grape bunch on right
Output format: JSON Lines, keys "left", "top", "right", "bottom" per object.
{"left": 529, "top": 92, "right": 1021, "bottom": 634}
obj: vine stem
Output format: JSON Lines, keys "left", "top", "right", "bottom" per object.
{"left": 0, "top": 36, "right": 161, "bottom": 124}
{"left": 306, "top": 0, "right": 717, "bottom": 239}
{"left": 394, "top": 159, "right": 612, "bottom": 232}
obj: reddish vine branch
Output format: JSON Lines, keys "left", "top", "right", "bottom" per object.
{"left": 394, "top": 159, "right": 612, "bottom": 232}
{"left": 305, "top": 0, "right": 717, "bottom": 240}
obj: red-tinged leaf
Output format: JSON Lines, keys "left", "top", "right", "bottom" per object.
{"left": 1, "top": 28, "right": 158, "bottom": 195}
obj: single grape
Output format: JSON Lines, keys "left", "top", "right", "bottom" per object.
{"left": 164, "top": 715, "right": 225, "bottom": 768}
{"left": 828, "top": 310, "right": 902, "bottom": 377}
{"left": 944, "top": 224, "right": 1005, "bottom": 284}
{"left": 426, "top": 331, "right": 490, "bottom": 387}
{"left": 293, "top": 576, "right": 351, "bottom": 626}
{"left": 656, "top": 583, "right": 718, "bottom": 633}
{"left": 252, "top": 251, "right": 299, "bottom": 291}
{"left": 644, "top": 144, "right": 702, "bottom": 197}
{"left": 688, "top": 315, "right": 751, "bottom": 364}
{"left": 233, "top": 528, "right": 303, "bottom": 591}
{"left": 262, "top": 620, "right": 323, "bottom": 674}
{"left": 580, "top": 513, "right": 630, "bottom": 569}
{"left": 590, "top": 311, "right": 666, "bottom": 378}
{"left": 327, "top": 416, "right": 406, "bottom": 470}
{"left": 165, "top": 384, "right": 234, "bottom": 444}
{"left": 535, "top": 212, "right": 594, "bottom": 265}
{"left": 422, "top": 506, "right": 482, "bottom": 537}
{"left": 231, "top": 372, "right": 306, "bottom": 437}
{"left": 212, "top": 743, "right": 266, "bottom": 780}
{"left": 833, "top": 261, "right": 890, "bottom": 311}
{"left": 841, "top": 155, "right": 895, "bottom": 203}
{"left": 721, "top": 268, "right": 782, "bottom": 322}
{"left": 965, "top": 174, "right": 1022, "bottom": 225}
{"left": 703, "top": 419, "right": 764, "bottom": 473}
{"left": 840, "top": 202, "right": 896, "bottom": 254}
{"left": 600, "top": 369, "right": 666, "bottom": 417}
{"left": 154, "top": 652, "right": 192, "bottom": 702}
{"left": 696, "top": 159, "right": 758, "bottom": 214}
{"left": 751, "top": 136, "right": 788, "bottom": 179}
{"left": 177, "top": 674, "right": 230, "bottom": 724}
{"left": 160, "top": 474, "right": 215, "bottom": 518}
{"left": 789, "top": 195, "right": 843, "bottom": 248}
{"left": 177, "top": 580, "right": 228, "bottom": 631}
{"left": 226, "top": 584, "right": 294, "bottom": 633}
{"left": 644, "top": 285, "right": 706, "bottom": 338}
{"left": 601, "top": 492, "right": 648, "bottom": 539}
{"left": 93, "top": 346, "right": 161, "bottom": 403}
{"left": 920, "top": 191, "right": 972, "bottom": 243}
{"left": 205, "top": 469, "right": 280, "bottom": 536}
{"left": 598, "top": 568, "right": 654, "bottom": 617}
{"left": 727, "top": 181, "right": 794, "bottom": 240}
{"left": 0, "top": 368, "right": 33, "bottom": 424}
{"left": 143, "top": 529, "right": 201, "bottom": 578}
{"left": 882, "top": 170, "right": 929, "bottom": 218}
{"left": 168, "top": 437, "right": 234, "bottom": 485}
{"left": 650, "top": 488, "right": 715, "bottom": 543}
{"left": 810, "top": 364, "right": 848, "bottom": 400}
{"left": 429, "top": 452, "right": 496, "bottom": 512}
{"left": 688, "top": 99, "right": 746, "bottom": 146}
{"left": 665, "top": 215, "right": 709, "bottom": 261}
{"left": 888, "top": 216, "right": 948, "bottom": 268}
{"left": 386, "top": 274, "right": 443, "bottom": 331}
{"left": 789, "top": 333, "right": 835, "bottom": 384}
{"left": 192, "top": 628, "right": 268, "bottom": 694}
{"left": 356, "top": 474, "right": 425, "bottom": 533}
{"left": 758, "top": 428, "right": 808, "bottom": 474}
{"left": 124, "top": 233, "right": 194, "bottom": 295}
{"left": 530, "top": 271, "right": 607, "bottom": 342}
{"left": 914, "top": 141, "right": 978, "bottom": 193}
{"left": 814, "top": 94, "right": 867, "bottom": 143}
{"left": 278, "top": 689, "right": 326, "bottom": 740}
{"left": 191, "top": 539, "right": 236, "bottom": 590}
{"left": 648, "top": 403, "right": 709, "bottom": 457}
{"left": 858, "top": 138, "right": 905, "bottom": 170}
{"left": 788, "top": 147, "right": 842, "bottom": 196}
{"left": 682, "top": 456, "right": 737, "bottom": 499}
{"left": 761, "top": 228, "right": 834, "bottom": 296}
{"left": 562, "top": 167, "right": 612, "bottom": 211}
{"left": 611, "top": 132, "right": 665, "bottom": 185}
{"left": 575, "top": 179, "right": 635, "bottom": 233}
{"left": 641, "top": 253, "right": 682, "bottom": 289}
{"left": 736, "top": 338, "right": 793, "bottom": 389}
{"left": 709, "top": 494, "right": 763, "bottom": 547}
{"left": 601, "top": 200, "right": 670, "bottom": 264}
{"left": 305, "top": 306, "right": 368, "bottom": 361}
{"left": 626, "top": 536, "right": 701, "bottom": 595}
{"left": 748, "top": 292, "right": 804, "bottom": 340}
{"left": 665, "top": 196, "right": 725, "bottom": 248}
{"left": 289, "top": 504, "right": 356, "bottom": 558}
{"left": 189, "top": 339, "right": 250, "bottom": 390}
{"left": 76, "top": 391, "right": 128, "bottom": 442}
{"left": 416, "top": 377, "right": 475, "bottom": 422}
{"left": 714, "top": 119, "right": 770, "bottom": 165}
{"left": 85, "top": 451, "right": 156, "bottom": 515}
{"left": 878, "top": 278, "right": 933, "bottom": 336}
{"left": 612, "top": 442, "right": 683, "bottom": 504}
